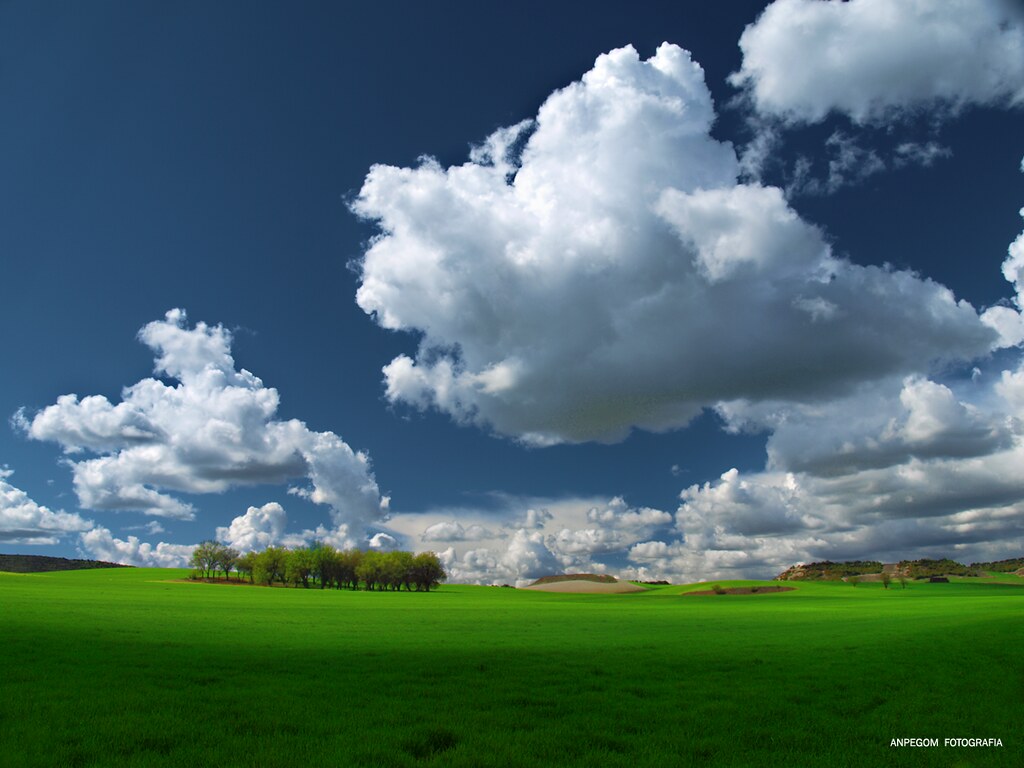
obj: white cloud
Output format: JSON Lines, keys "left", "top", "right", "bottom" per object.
{"left": 731, "top": 0, "right": 1024, "bottom": 124}
{"left": 893, "top": 142, "right": 952, "bottom": 168}
{"left": 20, "top": 310, "right": 387, "bottom": 537}
{"left": 408, "top": 494, "right": 673, "bottom": 585}
{"left": 420, "top": 520, "right": 493, "bottom": 542}
{"left": 643, "top": 353, "right": 1024, "bottom": 581}
{"left": 981, "top": 208, "right": 1024, "bottom": 346}
{"left": 512, "top": 508, "right": 553, "bottom": 530}
{"left": 78, "top": 526, "right": 196, "bottom": 567}
{"left": 354, "top": 43, "right": 999, "bottom": 445}
{"left": 785, "top": 131, "right": 886, "bottom": 196}
{"left": 215, "top": 502, "right": 288, "bottom": 552}
{"left": 368, "top": 532, "right": 399, "bottom": 550}
{"left": 611, "top": 212, "right": 1024, "bottom": 582}
{"left": 0, "top": 468, "right": 93, "bottom": 544}
{"left": 122, "top": 521, "right": 166, "bottom": 535}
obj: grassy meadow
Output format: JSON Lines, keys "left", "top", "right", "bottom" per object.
{"left": 1, "top": 568, "right": 1021, "bottom": 767}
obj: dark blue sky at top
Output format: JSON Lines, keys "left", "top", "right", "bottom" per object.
{"left": 1, "top": 1, "right": 1021, "bottom": 554}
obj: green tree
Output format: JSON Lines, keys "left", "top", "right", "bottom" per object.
{"left": 218, "top": 546, "right": 239, "bottom": 581}
{"left": 337, "top": 549, "right": 362, "bottom": 590}
{"left": 881, "top": 572, "right": 892, "bottom": 590}
{"left": 357, "top": 550, "right": 384, "bottom": 591}
{"left": 190, "top": 540, "right": 219, "bottom": 579}
{"left": 311, "top": 544, "right": 338, "bottom": 589}
{"left": 390, "top": 551, "right": 415, "bottom": 591}
{"left": 411, "top": 552, "right": 446, "bottom": 592}
{"left": 286, "top": 547, "right": 315, "bottom": 588}
{"left": 254, "top": 546, "right": 288, "bottom": 586}
{"left": 236, "top": 551, "right": 257, "bottom": 583}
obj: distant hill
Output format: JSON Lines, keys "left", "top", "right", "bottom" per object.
{"left": 529, "top": 573, "right": 617, "bottom": 586}
{"left": 969, "top": 557, "right": 1024, "bottom": 573}
{"left": 776, "top": 561, "right": 883, "bottom": 581}
{"left": 0, "top": 554, "right": 132, "bottom": 573}
{"left": 776, "top": 556, "right": 1018, "bottom": 581}
{"left": 897, "top": 558, "right": 979, "bottom": 578}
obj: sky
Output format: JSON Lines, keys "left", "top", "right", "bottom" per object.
{"left": 2, "top": 0, "right": 1023, "bottom": 584}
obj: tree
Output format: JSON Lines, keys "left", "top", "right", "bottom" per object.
{"left": 881, "top": 572, "right": 892, "bottom": 590}
{"left": 254, "top": 546, "right": 288, "bottom": 586}
{"left": 190, "top": 540, "right": 220, "bottom": 579}
{"left": 411, "top": 552, "right": 446, "bottom": 592}
{"left": 286, "top": 548, "right": 315, "bottom": 588}
{"left": 337, "top": 549, "right": 362, "bottom": 590}
{"left": 311, "top": 544, "right": 338, "bottom": 589}
{"left": 357, "top": 550, "right": 384, "bottom": 591}
{"left": 389, "top": 551, "right": 415, "bottom": 591}
{"left": 218, "top": 546, "right": 239, "bottom": 581}
{"left": 848, "top": 576, "right": 859, "bottom": 588}
{"left": 236, "top": 551, "right": 257, "bottom": 583}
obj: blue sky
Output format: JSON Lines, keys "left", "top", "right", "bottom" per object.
{"left": 2, "top": 1, "right": 1023, "bottom": 583}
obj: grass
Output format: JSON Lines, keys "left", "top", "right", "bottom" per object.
{"left": 1, "top": 569, "right": 1021, "bottom": 767}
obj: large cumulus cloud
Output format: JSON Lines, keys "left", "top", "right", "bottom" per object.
{"left": 19, "top": 310, "right": 388, "bottom": 540}
{"left": 731, "top": 0, "right": 1024, "bottom": 124}
{"left": 353, "top": 43, "right": 998, "bottom": 445}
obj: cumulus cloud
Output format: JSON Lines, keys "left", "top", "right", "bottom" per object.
{"left": 215, "top": 502, "right": 288, "bottom": 552}
{"left": 78, "top": 526, "right": 196, "bottom": 567}
{"left": 981, "top": 208, "right": 1024, "bottom": 347}
{"left": 731, "top": 0, "right": 1024, "bottom": 124}
{"left": 642, "top": 355, "right": 1024, "bottom": 582}
{"left": 368, "top": 532, "right": 399, "bottom": 550}
{"left": 19, "top": 310, "right": 387, "bottom": 537}
{"left": 420, "top": 520, "right": 493, "bottom": 542}
{"left": 609, "top": 207, "right": 1023, "bottom": 582}
{"left": 0, "top": 468, "right": 93, "bottom": 545}
{"left": 353, "top": 43, "right": 998, "bottom": 445}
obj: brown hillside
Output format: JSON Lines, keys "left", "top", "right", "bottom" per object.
{"left": 529, "top": 573, "right": 617, "bottom": 586}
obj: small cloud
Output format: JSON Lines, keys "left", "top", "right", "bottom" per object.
{"left": 368, "top": 532, "right": 399, "bottom": 550}
{"left": 894, "top": 142, "right": 952, "bottom": 169}
{"left": 0, "top": 468, "right": 93, "bottom": 544}
{"left": 730, "top": 0, "right": 1024, "bottom": 124}
{"left": 421, "top": 520, "right": 493, "bottom": 542}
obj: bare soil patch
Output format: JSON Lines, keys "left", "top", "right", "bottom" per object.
{"left": 682, "top": 586, "right": 795, "bottom": 596}
{"left": 521, "top": 579, "right": 647, "bottom": 594}
{"left": 529, "top": 573, "right": 617, "bottom": 585}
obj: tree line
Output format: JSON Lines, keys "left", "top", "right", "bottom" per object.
{"left": 189, "top": 541, "right": 446, "bottom": 591}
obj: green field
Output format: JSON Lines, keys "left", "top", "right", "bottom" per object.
{"left": 1, "top": 569, "right": 1021, "bottom": 767}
